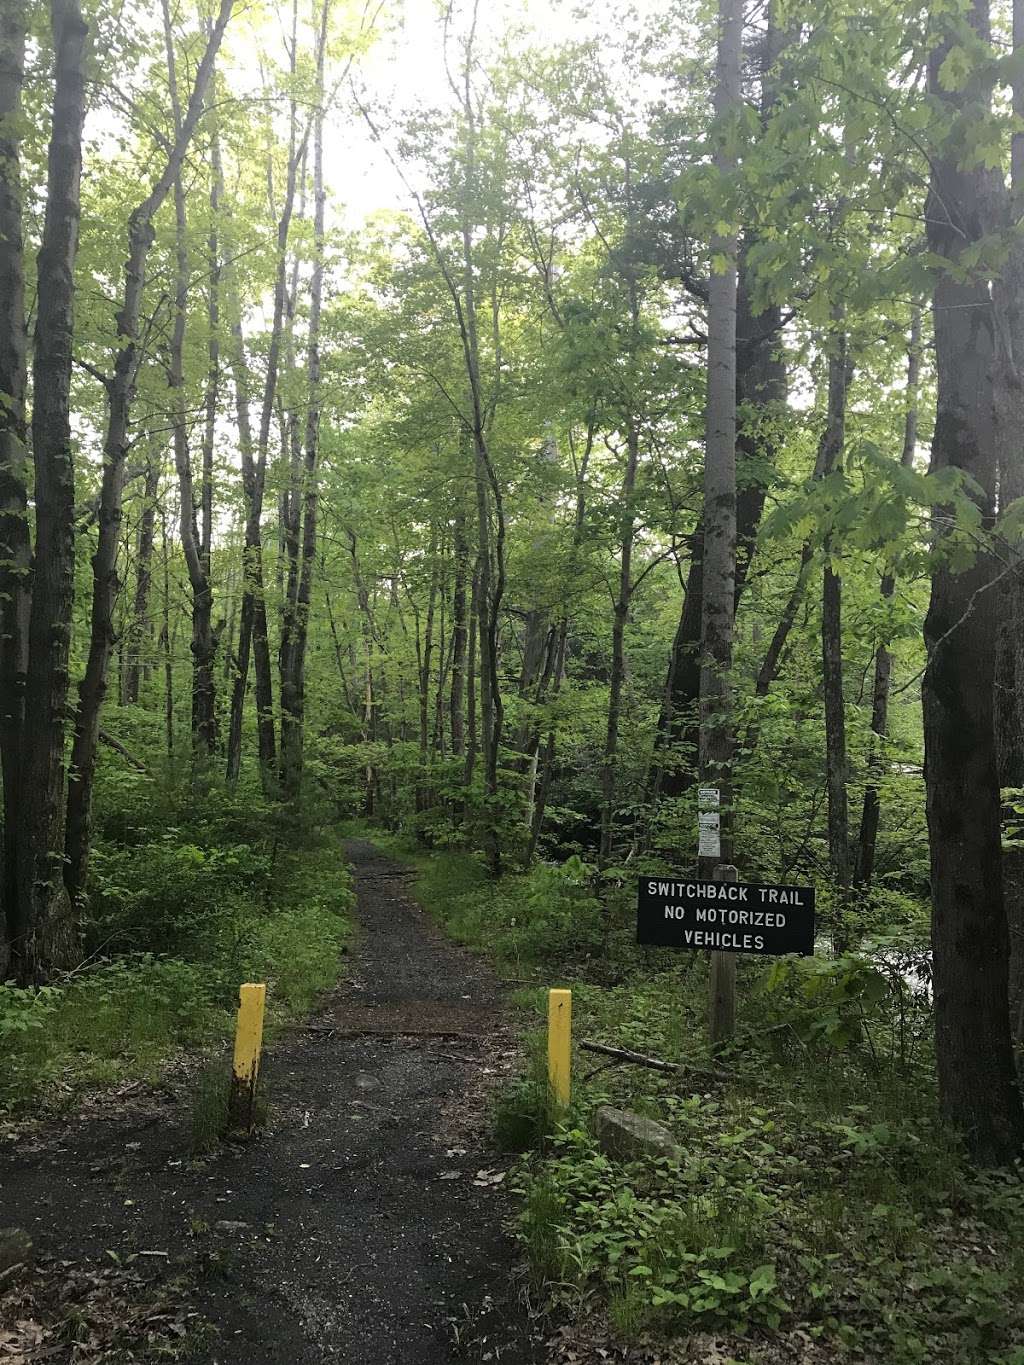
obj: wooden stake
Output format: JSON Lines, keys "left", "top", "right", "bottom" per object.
{"left": 708, "top": 864, "right": 738, "bottom": 1049}
{"left": 547, "top": 988, "right": 572, "bottom": 1109}
{"left": 228, "top": 983, "right": 266, "bottom": 1136}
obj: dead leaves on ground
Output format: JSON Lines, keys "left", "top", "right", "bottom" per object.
{"left": 0, "top": 1258, "right": 205, "bottom": 1363}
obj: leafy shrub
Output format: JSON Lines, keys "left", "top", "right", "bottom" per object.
{"left": 87, "top": 839, "right": 274, "bottom": 959}
{"left": 517, "top": 1127, "right": 788, "bottom": 1336}
{"left": 756, "top": 952, "right": 890, "bottom": 1052}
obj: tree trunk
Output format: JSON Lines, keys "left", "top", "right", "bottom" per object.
{"left": 65, "top": 0, "right": 233, "bottom": 907}
{"left": 449, "top": 508, "right": 469, "bottom": 758}
{"left": 599, "top": 420, "right": 640, "bottom": 867}
{"left": 464, "top": 555, "right": 480, "bottom": 791}
{"left": 14, "top": 0, "right": 88, "bottom": 978}
{"left": 700, "top": 0, "right": 741, "bottom": 1045}
{"left": 280, "top": 4, "right": 328, "bottom": 799}
{"left": 225, "top": 87, "right": 304, "bottom": 792}
{"left": 923, "top": 0, "right": 1024, "bottom": 1164}
{"left": 648, "top": 12, "right": 787, "bottom": 808}
{"left": 122, "top": 456, "right": 161, "bottom": 705}
{"left": 819, "top": 324, "right": 852, "bottom": 943}
{"left": 0, "top": 0, "right": 29, "bottom": 971}
{"left": 855, "top": 309, "right": 921, "bottom": 887}
{"left": 993, "top": 0, "right": 1024, "bottom": 1045}
{"left": 161, "top": 1, "right": 218, "bottom": 769}
{"left": 651, "top": 268, "right": 786, "bottom": 803}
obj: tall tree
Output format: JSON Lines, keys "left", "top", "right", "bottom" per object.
{"left": 15, "top": 0, "right": 89, "bottom": 979}
{"left": 0, "top": 0, "right": 29, "bottom": 971}
{"left": 922, "top": 0, "right": 1024, "bottom": 1164}
{"left": 280, "top": 0, "right": 330, "bottom": 798}
{"left": 699, "top": 0, "right": 742, "bottom": 1042}
{"left": 819, "top": 322, "right": 852, "bottom": 943}
{"left": 162, "top": 0, "right": 218, "bottom": 772}
{"left": 855, "top": 309, "right": 921, "bottom": 887}
{"left": 64, "top": 0, "right": 235, "bottom": 908}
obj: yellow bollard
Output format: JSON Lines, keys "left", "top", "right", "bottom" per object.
{"left": 228, "top": 983, "right": 266, "bottom": 1136}
{"left": 547, "top": 988, "right": 572, "bottom": 1109}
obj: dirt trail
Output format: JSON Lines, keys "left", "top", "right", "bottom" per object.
{"left": 0, "top": 838, "right": 547, "bottom": 1363}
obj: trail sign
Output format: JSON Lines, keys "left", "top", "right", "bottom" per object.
{"left": 638, "top": 877, "right": 815, "bottom": 956}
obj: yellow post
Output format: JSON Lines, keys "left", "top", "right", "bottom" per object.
{"left": 228, "top": 983, "right": 266, "bottom": 1136}
{"left": 547, "top": 988, "right": 572, "bottom": 1109}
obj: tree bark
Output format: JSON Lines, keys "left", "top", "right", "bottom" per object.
{"left": 14, "top": 0, "right": 89, "bottom": 979}
{"left": 650, "top": 268, "right": 786, "bottom": 803}
{"left": 647, "top": 10, "right": 787, "bottom": 807}
{"left": 993, "top": 0, "right": 1024, "bottom": 1045}
{"left": 449, "top": 508, "right": 469, "bottom": 758}
{"left": 280, "top": 1, "right": 328, "bottom": 799}
{"left": 65, "top": 0, "right": 234, "bottom": 908}
{"left": 161, "top": 6, "right": 218, "bottom": 770}
{"left": 0, "top": 1, "right": 29, "bottom": 971}
{"left": 225, "top": 77, "right": 305, "bottom": 792}
{"left": 700, "top": 0, "right": 742, "bottom": 1046}
{"left": 923, "top": 0, "right": 1024, "bottom": 1164}
{"left": 599, "top": 420, "right": 640, "bottom": 867}
{"left": 122, "top": 456, "right": 161, "bottom": 706}
{"left": 819, "top": 324, "right": 852, "bottom": 942}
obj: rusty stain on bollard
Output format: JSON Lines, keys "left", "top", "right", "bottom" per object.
{"left": 228, "top": 983, "right": 266, "bottom": 1137}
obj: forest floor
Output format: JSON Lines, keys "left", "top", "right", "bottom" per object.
{"left": 0, "top": 837, "right": 549, "bottom": 1364}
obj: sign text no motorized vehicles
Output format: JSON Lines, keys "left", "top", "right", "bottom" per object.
{"left": 637, "top": 878, "right": 815, "bottom": 956}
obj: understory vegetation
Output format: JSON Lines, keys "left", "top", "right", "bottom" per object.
{"left": 400, "top": 840, "right": 1024, "bottom": 1363}
{"left": 0, "top": 760, "right": 352, "bottom": 1112}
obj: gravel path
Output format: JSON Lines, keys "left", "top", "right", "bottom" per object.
{"left": 0, "top": 837, "right": 547, "bottom": 1364}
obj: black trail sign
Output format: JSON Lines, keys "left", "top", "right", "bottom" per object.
{"left": 637, "top": 878, "right": 815, "bottom": 956}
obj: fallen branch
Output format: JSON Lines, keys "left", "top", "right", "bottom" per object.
{"left": 98, "top": 728, "right": 147, "bottom": 771}
{"left": 579, "top": 1039, "right": 729, "bottom": 1083}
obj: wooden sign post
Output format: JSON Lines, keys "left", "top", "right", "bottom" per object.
{"left": 708, "top": 864, "right": 738, "bottom": 1046}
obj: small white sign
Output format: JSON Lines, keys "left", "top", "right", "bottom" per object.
{"left": 698, "top": 786, "right": 720, "bottom": 808}
{"left": 698, "top": 810, "right": 721, "bottom": 858}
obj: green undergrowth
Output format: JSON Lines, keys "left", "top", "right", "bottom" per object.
{"left": 509, "top": 971, "right": 1024, "bottom": 1363}
{"left": 369, "top": 836, "right": 1024, "bottom": 1363}
{"left": 362, "top": 828, "right": 604, "bottom": 974}
{"left": 0, "top": 772, "right": 353, "bottom": 1112}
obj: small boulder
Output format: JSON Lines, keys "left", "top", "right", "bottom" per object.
{"left": 593, "top": 1105, "right": 679, "bottom": 1162}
